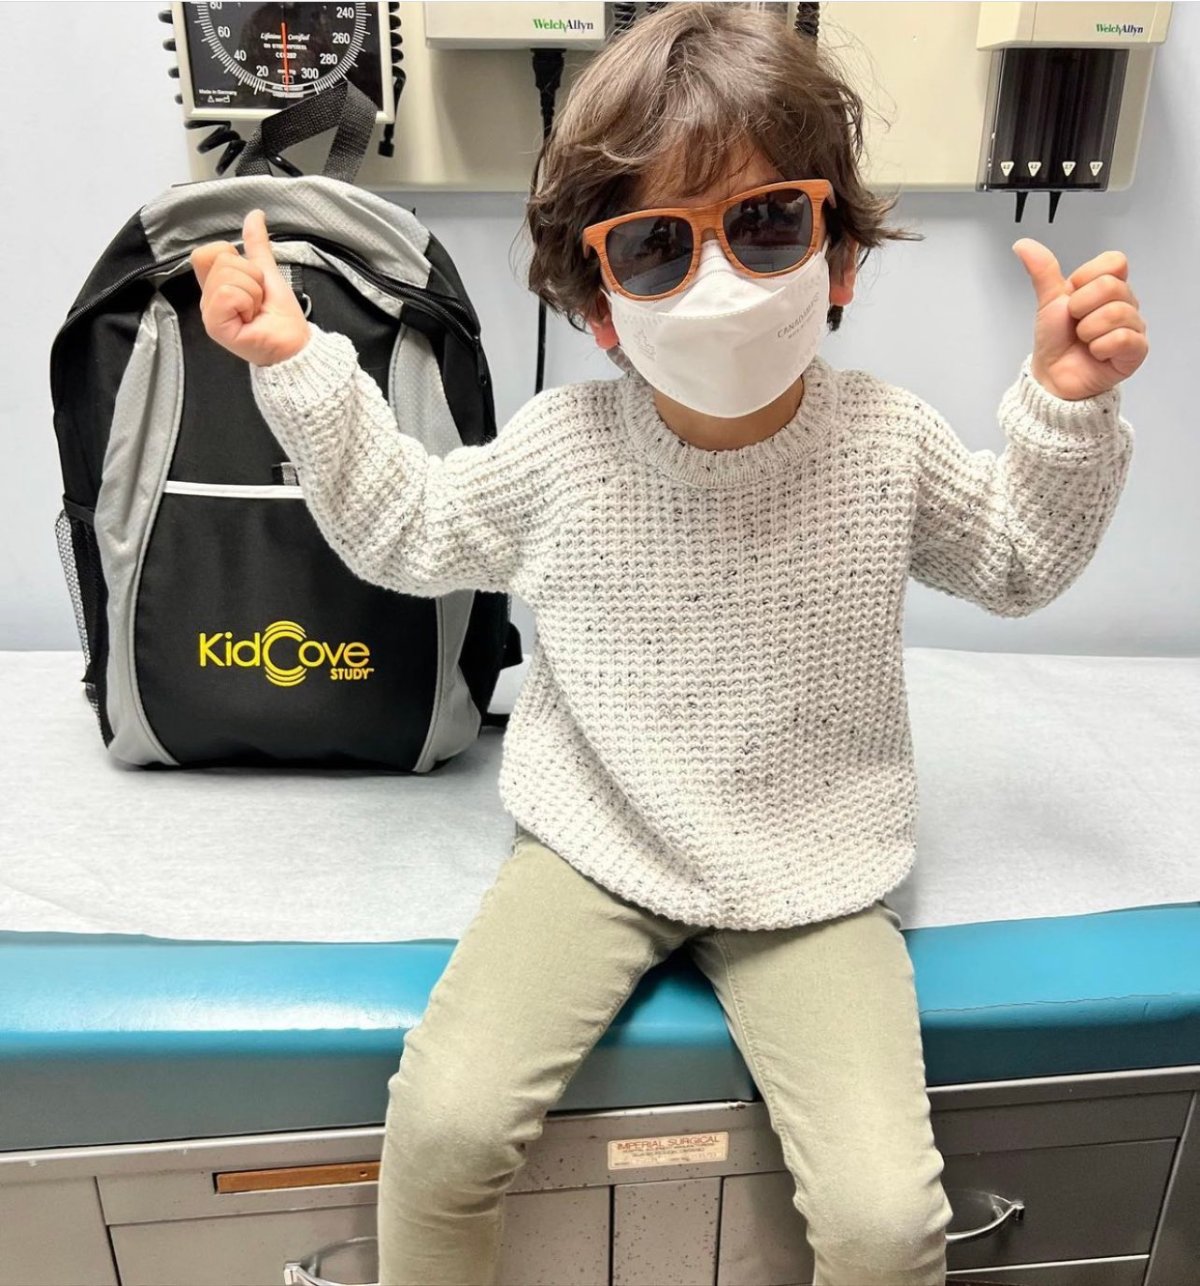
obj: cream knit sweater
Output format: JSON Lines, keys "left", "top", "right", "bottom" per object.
{"left": 251, "top": 323, "right": 1134, "bottom": 930}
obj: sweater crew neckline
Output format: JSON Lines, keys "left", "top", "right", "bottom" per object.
{"left": 617, "top": 353, "right": 838, "bottom": 487}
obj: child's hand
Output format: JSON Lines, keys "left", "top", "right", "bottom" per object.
{"left": 190, "top": 208, "right": 311, "bottom": 366}
{"left": 1012, "top": 238, "right": 1148, "bottom": 401}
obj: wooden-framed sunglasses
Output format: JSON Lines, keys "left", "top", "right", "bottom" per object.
{"left": 581, "top": 179, "right": 836, "bottom": 302}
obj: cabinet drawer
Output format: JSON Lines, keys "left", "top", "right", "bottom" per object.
{"left": 112, "top": 1203, "right": 376, "bottom": 1286}
{"left": 613, "top": 1177, "right": 722, "bottom": 1285}
{"left": 111, "top": 1186, "right": 608, "bottom": 1286}
{"left": 716, "top": 1170, "right": 812, "bottom": 1286}
{"left": 716, "top": 1139, "right": 1173, "bottom": 1286}
{"left": 947, "top": 1260, "right": 1146, "bottom": 1284}
{"left": 943, "top": 1138, "right": 1172, "bottom": 1270}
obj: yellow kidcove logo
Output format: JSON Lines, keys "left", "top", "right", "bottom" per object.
{"left": 198, "top": 620, "right": 374, "bottom": 685}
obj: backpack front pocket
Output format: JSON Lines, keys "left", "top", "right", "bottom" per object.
{"left": 133, "top": 482, "right": 441, "bottom": 769}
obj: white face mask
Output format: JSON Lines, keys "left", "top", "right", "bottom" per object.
{"left": 606, "top": 236, "right": 831, "bottom": 419}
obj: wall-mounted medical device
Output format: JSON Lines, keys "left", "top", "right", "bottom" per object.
{"left": 171, "top": 2, "right": 393, "bottom": 120}
{"left": 420, "top": 2, "right": 610, "bottom": 395}
{"left": 975, "top": 3, "right": 1171, "bottom": 221}
{"left": 164, "top": 1, "right": 1171, "bottom": 224}
{"left": 162, "top": 2, "right": 399, "bottom": 173}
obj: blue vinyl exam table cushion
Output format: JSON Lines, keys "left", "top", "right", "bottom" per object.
{"left": 2, "top": 903, "right": 1199, "bottom": 1153}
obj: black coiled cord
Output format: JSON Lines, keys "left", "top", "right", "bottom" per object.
{"left": 792, "top": 3, "right": 841, "bottom": 331}
{"left": 531, "top": 47, "right": 566, "bottom": 396}
{"left": 158, "top": 7, "right": 251, "bottom": 176}
{"left": 377, "top": 3, "right": 407, "bottom": 160}
{"left": 612, "top": 3, "right": 639, "bottom": 38}
{"left": 794, "top": 2, "right": 820, "bottom": 38}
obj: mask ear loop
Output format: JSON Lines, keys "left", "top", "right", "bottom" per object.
{"left": 591, "top": 287, "right": 627, "bottom": 365}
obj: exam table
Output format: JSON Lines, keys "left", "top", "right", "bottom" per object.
{"left": 1, "top": 648, "right": 1198, "bottom": 1286}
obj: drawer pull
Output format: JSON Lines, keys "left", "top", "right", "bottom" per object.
{"left": 284, "top": 1234, "right": 378, "bottom": 1286}
{"left": 216, "top": 1162, "right": 379, "bottom": 1193}
{"left": 945, "top": 1188, "right": 1026, "bottom": 1244}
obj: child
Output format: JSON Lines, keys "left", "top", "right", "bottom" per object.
{"left": 191, "top": 6, "right": 1145, "bottom": 1283}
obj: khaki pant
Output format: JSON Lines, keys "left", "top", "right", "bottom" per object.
{"left": 377, "top": 826, "right": 953, "bottom": 1285}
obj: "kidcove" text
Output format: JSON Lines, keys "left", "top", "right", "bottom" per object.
{"left": 198, "top": 620, "right": 374, "bottom": 686}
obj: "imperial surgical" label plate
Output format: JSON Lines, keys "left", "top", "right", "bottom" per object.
{"left": 607, "top": 1131, "right": 730, "bottom": 1171}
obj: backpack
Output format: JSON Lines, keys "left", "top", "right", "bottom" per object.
{"left": 49, "top": 80, "right": 521, "bottom": 773}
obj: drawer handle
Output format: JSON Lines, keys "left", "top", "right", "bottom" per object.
{"left": 283, "top": 1234, "right": 378, "bottom": 1286}
{"left": 945, "top": 1190, "right": 1026, "bottom": 1244}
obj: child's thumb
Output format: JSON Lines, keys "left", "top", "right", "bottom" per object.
{"left": 1013, "top": 237, "right": 1073, "bottom": 310}
{"left": 242, "top": 208, "right": 282, "bottom": 274}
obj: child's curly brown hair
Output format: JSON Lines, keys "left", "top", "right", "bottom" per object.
{"left": 525, "top": 1, "right": 922, "bottom": 337}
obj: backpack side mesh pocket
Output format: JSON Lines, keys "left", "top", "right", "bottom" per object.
{"left": 54, "top": 503, "right": 113, "bottom": 745}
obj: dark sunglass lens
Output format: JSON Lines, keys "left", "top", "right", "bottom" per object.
{"left": 723, "top": 189, "right": 814, "bottom": 274}
{"left": 605, "top": 216, "right": 694, "bottom": 297}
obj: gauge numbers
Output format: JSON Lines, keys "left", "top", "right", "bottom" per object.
{"left": 176, "top": 2, "right": 390, "bottom": 120}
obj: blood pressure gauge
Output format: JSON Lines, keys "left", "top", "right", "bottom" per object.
{"left": 172, "top": 2, "right": 394, "bottom": 122}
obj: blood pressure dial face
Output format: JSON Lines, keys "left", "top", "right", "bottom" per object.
{"left": 180, "top": 2, "right": 386, "bottom": 118}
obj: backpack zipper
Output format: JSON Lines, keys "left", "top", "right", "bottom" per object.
{"left": 55, "top": 233, "right": 482, "bottom": 358}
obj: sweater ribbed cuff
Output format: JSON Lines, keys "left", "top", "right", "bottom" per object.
{"left": 250, "top": 323, "right": 358, "bottom": 419}
{"left": 1002, "top": 354, "right": 1126, "bottom": 464}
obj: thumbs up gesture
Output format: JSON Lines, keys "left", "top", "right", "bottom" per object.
{"left": 190, "top": 208, "right": 311, "bottom": 367}
{"left": 1013, "top": 239, "right": 1148, "bottom": 401}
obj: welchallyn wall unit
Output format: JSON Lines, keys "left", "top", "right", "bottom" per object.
{"left": 422, "top": 1, "right": 608, "bottom": 49}
{"left": 976, "top": 2, "right": 1171, "bottom": 220}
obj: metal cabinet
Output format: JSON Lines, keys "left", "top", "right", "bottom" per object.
{"left": 0, "top": 1066, "right": 1197, "bottom": 1286}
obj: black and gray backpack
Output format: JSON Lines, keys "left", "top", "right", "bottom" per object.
{"left": 49, "top": 82, "right": 521, "bottom": 772}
